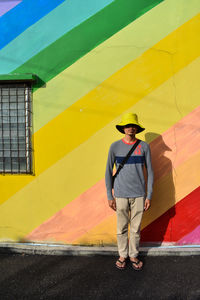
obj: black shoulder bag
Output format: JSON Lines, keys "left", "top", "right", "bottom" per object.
{"left": 112, "top": 139, "right": 141, "bottom": 187}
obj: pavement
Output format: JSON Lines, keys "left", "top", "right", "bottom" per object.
{"left": 0, "top": 253, "right": 199, "bottom": 300}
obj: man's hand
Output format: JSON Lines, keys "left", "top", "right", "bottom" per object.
{"left": 144, "top": 198, "right": 151, "bottom": 211}
{"left": 108, "top": 199, "right": 116, "bottom": 211}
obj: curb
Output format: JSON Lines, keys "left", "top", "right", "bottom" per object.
{"left": 0, "top": 243, "right": 200, "bottom": 256}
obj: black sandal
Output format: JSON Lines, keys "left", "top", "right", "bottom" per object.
{"left": 130, "top": 259, "right": 143, "bottom": 271}
{"left": 116, "top": 258, "right": 126, "bottom": 270}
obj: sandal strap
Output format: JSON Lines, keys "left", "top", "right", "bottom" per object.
{"left": 131, "top": 260, "right": 140, "bottom": 265}
{"left": 117, "top": 259, "right": 126, "bottom": 264}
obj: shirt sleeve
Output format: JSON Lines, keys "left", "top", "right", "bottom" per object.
{"left": 105, "top": 144, "right": 115, "bottom": 200}
{"left": 145, "top": 144, "right": 154, "bottom": 200}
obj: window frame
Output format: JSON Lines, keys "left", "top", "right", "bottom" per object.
{"left": 0, "top": 74, "right": 35, "bottom": 175}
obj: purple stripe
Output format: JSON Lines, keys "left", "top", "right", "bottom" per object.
{"left": 177, "top": 225, "right": 200, "bottom": 245}
{"left": 0, "top": 0, "right": 21, "bottom": 17}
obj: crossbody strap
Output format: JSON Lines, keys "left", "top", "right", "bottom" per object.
{"left": 112, "top": 139, "right": 141, "bottom": 186}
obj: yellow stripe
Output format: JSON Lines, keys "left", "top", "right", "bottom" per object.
{"left": 73, "top": 149, "right": 200, "bottom": 245}
{"left": 33, "top": 0, "right": 200, "bottom": 132}
{"left": 1, "top": 52, "right": 200, "bottom": 207}
{"left": 34, "top": 14, "right": 200, "bottom": 175}
{"left": 0, "top": 15, "right": 198, "bottom": 199}
{"left": 0, "top": 56, "right": 200, "bottom": 241}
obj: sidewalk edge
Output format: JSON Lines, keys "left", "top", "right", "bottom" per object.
{"left": 0, "top": 243, "right": 200, "bottom": 256}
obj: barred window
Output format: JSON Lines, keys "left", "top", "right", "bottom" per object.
{"left": 0, "top": 83, "right": 32, "bottom": 174}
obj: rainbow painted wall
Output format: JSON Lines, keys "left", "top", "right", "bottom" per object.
{"left": 0, "top": 0, "right": 199, "bottom": 246}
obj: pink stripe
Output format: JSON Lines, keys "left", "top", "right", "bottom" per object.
{"left": 27, "top": 106, "right": 200, "bottom": 242}
{"left": 0, "top": 1, "right": 21, "bottom": 17}
{"left": 177, "top": 225, "right": 200, "bottom": 245}
{"left": 28, "top": 179, "right": 113, "bottom": 242}
{"left": 150, "top": 106, "right": 200, "bottom": 181}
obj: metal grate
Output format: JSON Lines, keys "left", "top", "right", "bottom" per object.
{"left": 0, "top": 83, "right": 32, "bottom": 174}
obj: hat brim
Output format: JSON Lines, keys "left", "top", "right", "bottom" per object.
{"left": 116, "top": 124, "right": 145, "bottom": 134}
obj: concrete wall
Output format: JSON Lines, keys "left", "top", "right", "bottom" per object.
{"left": 0, "top": 0, "right": 199, "bottom": 246}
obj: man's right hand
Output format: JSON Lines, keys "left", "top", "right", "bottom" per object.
{"left": 108, "top": 199, "right": 116, "bottom": 211}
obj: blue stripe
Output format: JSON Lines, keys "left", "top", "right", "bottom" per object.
{"left": 0, "top": 0, "right": 114, "bottom": 74}
{"left": 0, "top": 0, "right": 65, "bottom": 50}
{"left": 116, "top": 156, "right": 145, "bottom": 164}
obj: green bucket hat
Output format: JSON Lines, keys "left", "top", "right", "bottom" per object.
{"left": 116, "top": 113, "right": 145, "bottom": 134}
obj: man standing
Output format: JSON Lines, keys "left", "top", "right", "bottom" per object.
{"left": 105, "top": 113, "right": 153, "bottom": 270}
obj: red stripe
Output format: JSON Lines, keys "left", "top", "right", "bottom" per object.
{"left": 141, "top": 186, "right": 200, "bottom": 242}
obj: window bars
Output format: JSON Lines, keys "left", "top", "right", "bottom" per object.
{"left": 0, "top": 83, "right": 32, "bottom": 174}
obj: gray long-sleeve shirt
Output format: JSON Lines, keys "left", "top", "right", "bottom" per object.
{"left": 105, "top": 139, "right": 154, "bottom": 200}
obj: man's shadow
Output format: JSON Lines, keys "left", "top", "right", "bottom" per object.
{"left": 141, "top": 132, "right": 176, "bottom": 246}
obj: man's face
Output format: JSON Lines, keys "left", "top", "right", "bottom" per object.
{"left": 123, "top": 124, "right": 138, "bottom": 135}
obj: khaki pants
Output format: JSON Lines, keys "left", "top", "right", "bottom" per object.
{"left": 116, "top": 197, "right": 144, "bottom": 258}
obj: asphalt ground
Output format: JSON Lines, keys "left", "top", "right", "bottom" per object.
{"left": 0, "top": 254, "right": 199, "bottom": 300}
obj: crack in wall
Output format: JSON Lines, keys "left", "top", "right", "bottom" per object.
{"left": 105, "top": 44, "right": 176, "bottom": 56}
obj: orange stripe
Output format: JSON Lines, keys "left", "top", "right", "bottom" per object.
{"left": 150, "top": 105, "right": 200, "bottom": 181}
{"left": 27, "top": 179, "right": 109, "bottom": 242}
{"left": 27, "top": 106, "right": 200, "bottom": 242}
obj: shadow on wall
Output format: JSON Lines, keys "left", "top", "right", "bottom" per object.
{"left": 141, "top": 132, "right": 176, "bottom": 245}
{"left": 33, "top": 75, "right": 46, "bottom": 90}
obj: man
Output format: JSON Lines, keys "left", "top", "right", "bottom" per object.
{"left": 105, "top": 113, "right": 153, "bottom": 270}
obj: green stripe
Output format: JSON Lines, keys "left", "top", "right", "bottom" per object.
{"left": 13, "top": 0, "right": 163, "bottom": 90}
{"left": 32, "top": 0, "right": 200, "bottom": 133}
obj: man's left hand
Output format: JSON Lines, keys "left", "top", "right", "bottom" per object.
{"left": 144, "top": 198, "right": 151, "bottom": 211}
